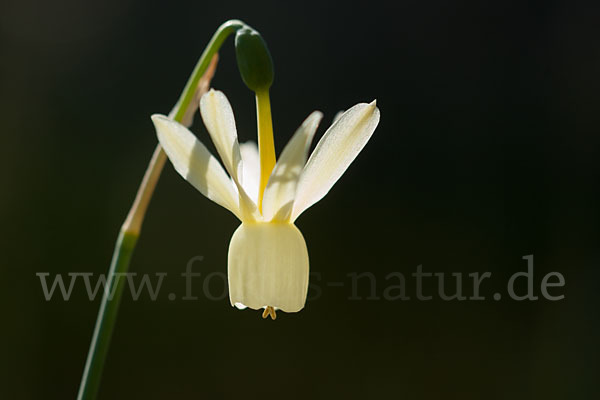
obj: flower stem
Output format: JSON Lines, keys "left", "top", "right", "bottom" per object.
{"left": 75, "top": 231, "right": 137, "bottom": 400}
{"left": 172, "top": 19, "right": 246, "bottom": 122}
{"left": 76, "top": 20, "right": 245, "bottom": 400}
{"left": 256, "top": 89, "right": 276, "bottom": 211}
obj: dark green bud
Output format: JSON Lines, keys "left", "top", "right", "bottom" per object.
{"left": 235, "top": 27, "right": 274, "bottom": 92}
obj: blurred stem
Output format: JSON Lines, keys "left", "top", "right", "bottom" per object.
{"left": 76, "top": 20, "right": 244, "bottom": 400}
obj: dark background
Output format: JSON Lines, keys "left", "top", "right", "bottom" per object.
{"left": 1, "top": 0, "right": 598, "bottom": 398}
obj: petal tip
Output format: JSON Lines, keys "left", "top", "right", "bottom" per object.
{"left": 308, "top": 110, "right": 324, "bottom": 124}
{"left": 150, "top": 113, "right": 166, "bottom": 122}
{"left": 201, "top": 88, "right": 219, "bottom": 102}
{"left": 151, "top": 114, "right": 172, "bottom": 130}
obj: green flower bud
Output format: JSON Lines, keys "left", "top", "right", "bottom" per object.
{"left": 235, "top": 27, "right": 274, "bottom": 92}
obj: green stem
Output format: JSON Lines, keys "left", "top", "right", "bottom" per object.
{"left": 76, "top": 232, "right": 137, "bottom": 400}
{"left": 172, "top": 19, "right": 246, "bottom": 121}
{"left": 76, "top": 19, "right": 246, "bottom": 400}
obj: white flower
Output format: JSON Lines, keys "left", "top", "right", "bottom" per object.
{"left": 152, "top": 89, "right": 379, "bottom": 318}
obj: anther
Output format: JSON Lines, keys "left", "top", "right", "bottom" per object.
{"left": 268, "top": 306, "right": 277, "bottom": 320}
{"left": 261, "top": 306, "right": 277, "bottom": 320}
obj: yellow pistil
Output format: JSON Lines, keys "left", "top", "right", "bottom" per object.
{"left": 261, "top": 306, "right": 277, "bottom": 320}
{"left": 256, "top": 89, "right": 276, "bottom": 211}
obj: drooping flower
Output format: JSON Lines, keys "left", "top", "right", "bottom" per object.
{"left": 152, "top": 89, "right": 379, "bottom": 318}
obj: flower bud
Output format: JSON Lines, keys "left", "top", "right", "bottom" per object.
{"left": 235, "top": 27, "right": 274, "bottom": 92}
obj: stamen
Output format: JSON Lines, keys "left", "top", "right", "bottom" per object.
{"left": 261, "top": 306, "right": 277, "bottom": 320}
{"left": 268, "top": 306, "right": 277, "bottom": 320}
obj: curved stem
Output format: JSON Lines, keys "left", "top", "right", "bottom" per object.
{"left": 172, "top": 19, "right": 245, "bottom": 122}
{"left": 76, "top": 21, "right": 243, "bottom": 400}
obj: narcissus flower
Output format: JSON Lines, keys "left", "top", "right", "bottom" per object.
{"left": 152, "top": 89, "right": 379, "bottom": 318}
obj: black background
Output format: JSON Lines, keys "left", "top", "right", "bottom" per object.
{"left": 1, "top": 0, "right": 598, "bottom": 398}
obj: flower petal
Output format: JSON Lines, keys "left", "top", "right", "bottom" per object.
{"left": 262, "top": 111, "right": 323, "bottom": 221}
{"left": 332, "top": 110, "right": 344, "bottom": 124}
{"left": 228, "top": 223, "right": 309, "bottom": 313}
{"left": 199, "top": 89, "right": 243, "bottom": 182}
{"left": 151, "top": 114, "right": 241, "bottom": 219}
{"left": 239, "top": 141, "right": 260, "bottom": 204}
{"left": 291, "top": 101, "right": 380, "bottom": 221}
{"left": 199, "top": 90, "right": 260, "bottom": 221}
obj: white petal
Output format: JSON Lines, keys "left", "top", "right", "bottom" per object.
{"left": 239, "top": 141, "right": 260, "bottom": 204}
{"left": 151, "top": 114, "right": 241, "bottom": 219}
{"left": 228, "top": 223, "right": 309, "bottom": 313}
{"left": 332, "top": 110, "right": 344, "bottom": 124}
{"left": 199, "top": 90, "right": 260, "bottom": 221}
{"left": 199, "top": 89, "right": 243, "bottom": 182}
{"left": 291, "top": 101, "right": 380, "bottom": 221}
{"left": 262, "top": 111, "right": 323, "bottom": 221}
